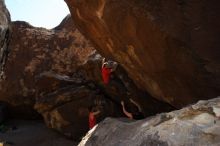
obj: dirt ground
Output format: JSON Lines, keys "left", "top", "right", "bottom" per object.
{"left": 0, "top": 120, "right": 77, "bottom": 146}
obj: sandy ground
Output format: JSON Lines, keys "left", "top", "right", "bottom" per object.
{"left": 0, "top": 120, "right": 77, "bottom": 146}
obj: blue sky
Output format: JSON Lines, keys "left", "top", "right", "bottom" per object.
{"left": 5, "top": 0, "right": 70, "bottom": 29}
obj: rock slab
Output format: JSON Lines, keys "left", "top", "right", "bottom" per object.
{"left": 79, "top": 97, "right": 220, "bottom": 146}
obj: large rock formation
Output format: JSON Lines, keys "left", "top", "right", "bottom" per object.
{"left": 0, "top": 15, "right": 102, "bottom": 139}
{"left": 79, "top": 97, "right": 220, "bottom": 146}
{"left": 0, "top": 15, "right": 95, "bottom": 107}
{"left": 1, "top": 0, "right": 219, "bottom": 142}
{"left": 0, "top": 15, "right": 173, "bottom": 139}
{"left": 65, "top": 0, "right": 220, "bottom": 108}
{"left": 0, "top": 0, "right": 11, "bottom": 80}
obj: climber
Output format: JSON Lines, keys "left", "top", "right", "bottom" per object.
{"left": 121, "top": 98, "right": 144, "bottom": 120}
{"left": 101, "top": 57, "right": 117, "bottom": 85}
{"left": 88, "top": 106, "right": 101, "bottom": 129}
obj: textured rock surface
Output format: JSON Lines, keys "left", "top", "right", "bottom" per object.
{"left": 0, "top": 15, "right": 94, "bottom": 106}
{"left": 65, "top": 0, "right": 220, "bottom": 108}
{"left": 0, "top": 15, "right": 173, "bottom": 139}
{"left": 0, "top": 0, "right": 11, "bottom": 79}
{"left": 79, "top": 97, "right": 220, "bottom": 146}
{"left": 0, "top": 15, "right": 101, "bottom": 139}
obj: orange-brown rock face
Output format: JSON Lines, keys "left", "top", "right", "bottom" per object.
{"left": 65, "top": 0, "right": 220, "bottom": 108}
{"left": 0, "top": 15, "right": 100, "bottom": 139}
{"left": 0, "top": 15, "right": 94, "bottom": 106}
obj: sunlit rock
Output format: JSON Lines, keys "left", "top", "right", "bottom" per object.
{"left": 65, "top": 0, "right": 220, "bottom": 108}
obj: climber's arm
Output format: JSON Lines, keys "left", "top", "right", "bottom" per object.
{"left": 121, "top": 101, "right": 133, "bottom": 119}
{"left": 130, "top": 98, "right": 142, "bottom": 112}
{"left": 102, "top": 58, "right": 106, "bottom": 68}
{"left": 93, "top": 110, "right": 101, "bottom": 116}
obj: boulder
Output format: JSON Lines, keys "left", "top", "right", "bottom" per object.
{"left": 79, "top": 97, "right": 220, "bottom": 146}
{"left": 0, "top": 0, "right": 11, "bottom": 80}
{"left": 65, "top": 0, "right": 220, "bottom": 108}
{"left": 0, "top": 14, "right": 173, "bottom": 139}
{"left": 0, "top": 15, "right": 101, "bottom": 139}
{"left": 0, "top": 15, "right": 95, "bottom": 107}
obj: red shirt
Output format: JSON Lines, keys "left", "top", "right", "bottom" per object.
{"left": 101, "top": 67, "right": 111, "bottom": 84}
{"left": 89, "top": 112, "right": 96, "bottom": 129}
